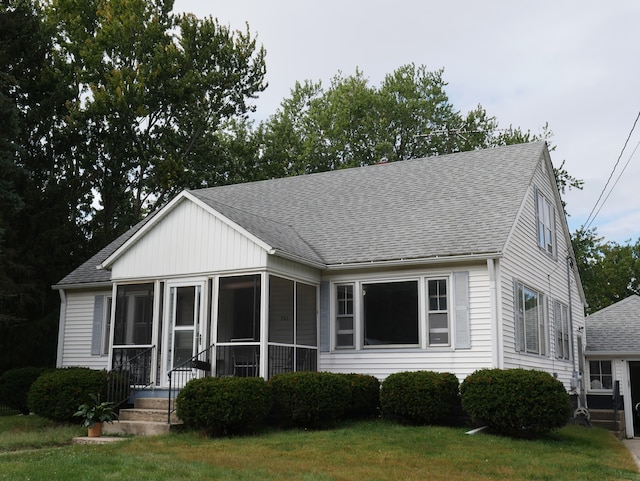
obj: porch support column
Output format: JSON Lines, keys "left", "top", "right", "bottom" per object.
{"left": 259, "top": 272, "right": 269, "bottom": 379}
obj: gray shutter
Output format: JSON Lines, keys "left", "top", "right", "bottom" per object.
{"left": 454, "top": 272, "right": 470, "bottom": 349}
{"left": 91, "top": 295, "right": 105, "bottom": 356}
{"left": 319, "top": 281, "right": 330, "bottom": 352}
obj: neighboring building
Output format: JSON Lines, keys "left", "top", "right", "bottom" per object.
{"left": 585, "top": 295, "right": 640, "bottom": 437}
{"left": 53, "top": 142, "right": 586, "bottom": 401}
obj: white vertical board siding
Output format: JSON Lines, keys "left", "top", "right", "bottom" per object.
{"left": 60, "top": 289, "right": 111, "bottom": 369}
{"left": 110, "top": 199, "right": 268, "bottom": 279}
{"left": 319, "top": 264, "right": 494, "bottom": 382}
{"left": 499, "top": 155, "right": 585, "bottom": 389}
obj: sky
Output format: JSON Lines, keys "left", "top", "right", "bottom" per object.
{"left": 173, "top": 0, "right": 640, "bottom": 244}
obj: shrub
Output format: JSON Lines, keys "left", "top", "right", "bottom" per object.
{"left": 380, "top": 371, "right": 460, "bottom": 425}
{"left": 176, "top": 376, "right": 271, "bottom": 436}
{"left": 0, "top": 367, "right": 49, "bottom": 414}
{"left": 460, "top": 368, "right": 572, "bottom": 437}
{"left": 269, "top": 371, "right": 351, "bottom": 428}
{"left": 27, "top": 367, "right": 108, "bottom": 422}
{"left": 341, "top": 373, "right": 380, "bottom": 419}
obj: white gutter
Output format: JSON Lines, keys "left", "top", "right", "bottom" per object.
{"left": 326, "top": 252, "right": 503, "bottom": 271}
{"left": 56, "top": 289, "right": 67, "bottom": 368}
{"left": 584, "top": 350, "right": 640, "bottom": 358}
{"left": 52, "top": 281, "right": 112, "bottom": 291}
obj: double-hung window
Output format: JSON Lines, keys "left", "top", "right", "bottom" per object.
{"left": 514, "top": 281, "right": 546, "bottom": 355}
{"left": 335, "top": 284, "right": 354, "bottom": 348}
{"left": 536, "top": 190, "right": 556, "bottom": 256}
{"left": 428, "top": 279, "right": 449, "bottom": 346}
{"left": 589, "top": 360, "right": 613, "bottom": 390}
{"left": 554, "top": 301, "right": 570, "bottom": 360}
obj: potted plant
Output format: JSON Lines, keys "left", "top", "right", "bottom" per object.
{"left": 74, "top": 393, "right": 118, "bottom": 437}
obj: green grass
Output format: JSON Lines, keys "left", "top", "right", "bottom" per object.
{"left": 0, "top": 415, "right": 84, "bottom": 452}
{"left": 0, "top": 417, "right": 638, "bottom": 480}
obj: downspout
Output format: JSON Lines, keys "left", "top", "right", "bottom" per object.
{"left": 487, "top": 258, "right": 501, "bottom": 368}
{"left": 566, "top": 256, "right": 578, "bottom": 391}
{"left": 56, "top": 289, "right": 67, "bottom": 368}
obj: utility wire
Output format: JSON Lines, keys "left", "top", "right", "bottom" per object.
{"left": 582, "top": 111, "right": 640, "bottom": 230}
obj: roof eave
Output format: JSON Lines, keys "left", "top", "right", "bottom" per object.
{"left": 52, "top": 281, "right": 113, "bottom": 290}
{"left": 584, "top": 350, "right": 640, "bottom": 358}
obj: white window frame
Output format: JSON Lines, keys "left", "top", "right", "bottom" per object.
{"left": 554, "top": 300, "right": 570, "bottom": 360}
{"left": 514, "top": 281, "right": 547, "bottom": 356}
{"left": 427, "top": 278, "right": 450, "bottom": 347}
{"left": 588, "top": 360, "right": 613, "bottom": 391}
{"left": 335, "top": 284, "right": 355, "bottom": 349}
{"left": 536, "top": 189, "right": 556, "bottom": 257}
{"left": 102, "top": 296, "right": 113, "bottom": 356}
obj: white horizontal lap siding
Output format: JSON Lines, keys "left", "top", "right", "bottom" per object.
{"left": 61, "top": 290, "right": 110, "bottom": 369}
{"left": 110, "top": 200, "right": 268, "bottom": 279}
{"left": 500, "top": 158, "right": 584, "bottom": 389}
{"left": 267, "top": 256, "right": 322, "bottom": 284}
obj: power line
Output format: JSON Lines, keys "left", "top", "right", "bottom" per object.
{"left": 582, "top": 111, "right": 640, "bottom": 231}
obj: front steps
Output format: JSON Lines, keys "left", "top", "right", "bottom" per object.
{"left": 589, "top": 409, "right": 626, "bottom": 439}
{"left": 103, "top": 397, "right": 182, "bottom": 436}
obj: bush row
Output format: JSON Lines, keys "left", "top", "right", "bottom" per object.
{"left": 5, "top": 366, "right": 571, "bottom": 438}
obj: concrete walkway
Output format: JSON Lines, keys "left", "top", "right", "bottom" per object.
{"left": 623, "top": 438, "right": 640, "bottom": 471}
{"left": 72, "top": 436, "right": 128, "bottom": 445}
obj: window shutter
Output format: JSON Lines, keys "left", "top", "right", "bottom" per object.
{"left": 319, "top": 281, "right": 330, "bottom": 352}
{"left": 91, "top": 295, "right": 105, "bottom": 356}
{"left": 454, "top": 272, "right": 470, "bottom": 349}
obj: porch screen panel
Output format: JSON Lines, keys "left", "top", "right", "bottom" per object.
{"left": 296, "top": 282, "right": 317, "bottom": 346}
{"left": 269, "top": 276, "right": 294, "bottom": 344}
{"left": 113, "top": 283, "right": 154, "bottom": 345}
{"left": 217, "top": 275, "right": 261, "bottom": 342}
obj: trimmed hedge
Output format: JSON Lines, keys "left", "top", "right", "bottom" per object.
{"left": 27, "top": 367, "right": 108, "bottom": 423}
{"left": 342, "top": 373, "right": 380, "bottom": 419}
{"left": 460, "top": 368, "right": 571, "bottom": 437}
{"left": 176, "top": 376, "right": 271, "bottom": 436}
{"left": 380, "top": 371, "right": 460, "bottom": 425}
{"left": 0, "top": 367, "right": 49, "bottom": 414}
{"left": 269, "top": 371, "right": 351, "bottom": 428}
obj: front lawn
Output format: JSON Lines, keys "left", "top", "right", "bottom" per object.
{"left": 0, "top": 417, "right": 638, "bottom": 480}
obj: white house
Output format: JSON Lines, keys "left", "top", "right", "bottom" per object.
{"left": 585, "top": 295, "right": 640, "bottom": 437}
{"left": 53, "top": 142, "right": 586, "bottom": 402}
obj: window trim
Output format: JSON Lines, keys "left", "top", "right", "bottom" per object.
{"left": 334, "top": 283, "right": 355, "bottom": 349}
{"left": 514, "top": 280, "right": 547, "bottom": 356}
{"left": 588, "top": 359, "right": 613, "bottom": 391}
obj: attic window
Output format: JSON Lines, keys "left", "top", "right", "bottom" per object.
{"left": 536, "top": 190, "right": 556, "bottom": 257}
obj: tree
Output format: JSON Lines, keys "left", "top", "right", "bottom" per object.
{"left": 44, "top": 0, "right": 267, "bottom": 247}
{"left": 253, "top": 64, "right": 582, "bottom": 198}
{"left": 572, "top": 228, "right": 640, "bottom": 314}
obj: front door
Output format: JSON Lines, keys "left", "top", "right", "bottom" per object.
{"left": 162, "top": 281, "right": 206, "bottom": 386}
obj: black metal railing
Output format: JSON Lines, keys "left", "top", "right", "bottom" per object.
{"left": 107, "top": 345, "right": 155, "bottom": 408}
{"left": 167, "top": 344, "right": 214, "bottom": 423}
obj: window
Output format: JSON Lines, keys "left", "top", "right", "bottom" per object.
{"left": 335, "top": 285, "right": 355, "bottom": 348}
{"left": 428, "top": 279, "right": 449, "bottom": 346}
{"left": 363, "top": 281, "right": 418, "bottom": 346}
{"left": 514, "top": 281, "right": 546, "bottom": 355}
{"left": 589, "top": 360, "right": 613, "bottom": 390}
{"left": 217, "top": 275, "right": 261, "bottom": 342}
{"left": 555, "top": 301, "right": 570, "bottom": 360}
{"left": 114, "top": 284, "right": 154, "bottom": 346}
{"left": 536, "top": 190, "right": 555, "bottom": 256}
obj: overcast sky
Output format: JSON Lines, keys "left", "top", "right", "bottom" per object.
{"left": 174, "top": 0, "right": 640, "bottom": 244}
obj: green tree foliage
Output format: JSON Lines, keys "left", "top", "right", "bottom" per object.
{"left": 572, "top": 227, "right": 640, "bottom": 314}
{"left": 253, "top": 64, "right": 582, "bottom": 197}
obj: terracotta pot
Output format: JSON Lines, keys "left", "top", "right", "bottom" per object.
{"left": 87, "top": 422, "right": 103, "bottom": 437}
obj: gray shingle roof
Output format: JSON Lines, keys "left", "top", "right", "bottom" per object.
{"left": 55, "top": 141, "right": 547, "bottom": 286}
{"left": 585, "top": 295, "right": 640, "bottom": 353}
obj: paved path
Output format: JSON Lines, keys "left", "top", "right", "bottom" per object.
{"left": 623, "top": 439, "right": 640, "bottom": 471}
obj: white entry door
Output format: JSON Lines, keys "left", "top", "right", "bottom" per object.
{"left": 163, "top": 281, "right": 206, "bottom": 385}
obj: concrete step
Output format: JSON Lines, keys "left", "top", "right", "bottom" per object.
{"left": 134, "top": 397, "right": 175, "bottom": 410}
{"left": 103, "top": 420, "right": 175, "bottom": 436}
{"left": 119, "top": 408, "right": 180, "bottom": 424}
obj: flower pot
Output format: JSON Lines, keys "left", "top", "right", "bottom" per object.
{"left": 87, "top": 422, "right": 103, "bottom": 437}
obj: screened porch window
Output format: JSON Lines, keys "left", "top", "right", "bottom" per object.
{"left": 363, "top": 281, "right": 418, "bottom": 346}
{"left": 217, "top": 275, "right": 261, "bottom": 342}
